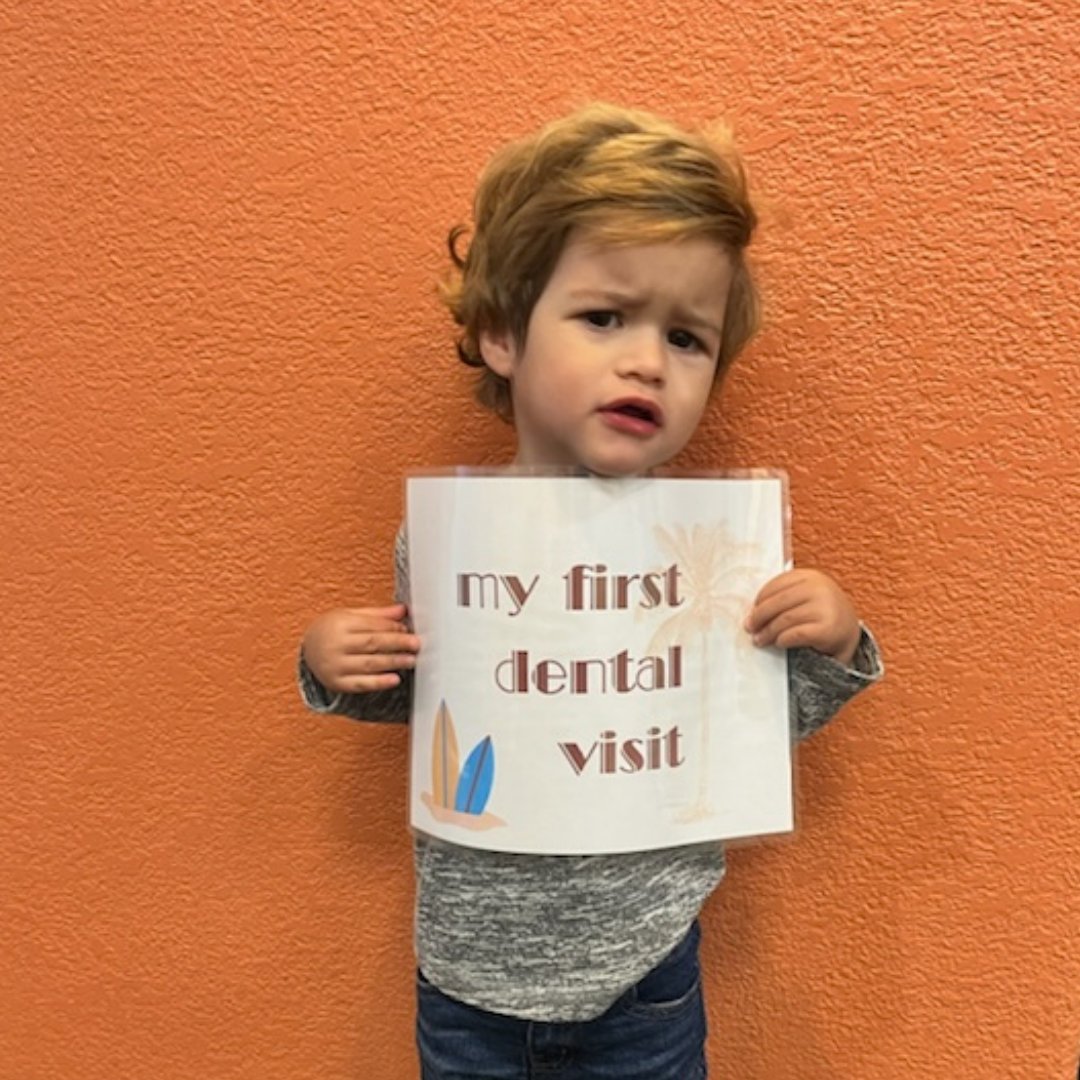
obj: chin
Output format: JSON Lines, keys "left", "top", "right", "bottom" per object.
{"left": 580, "top": 453, "right": 662, "bottom": 479}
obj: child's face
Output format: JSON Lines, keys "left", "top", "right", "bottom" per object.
{"left": 481, "top": 232, "right": 733, "bottom": 476}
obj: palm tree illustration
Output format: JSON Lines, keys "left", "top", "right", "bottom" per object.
{"left": 648, "top": 522, "right": 766, "bottom": 822}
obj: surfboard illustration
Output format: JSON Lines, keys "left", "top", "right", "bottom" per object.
{"left": 454, "top": 736, "right": 495, "bottom": 815}
{"left": 431, "top": 700, "right": 460, "bottom": 809}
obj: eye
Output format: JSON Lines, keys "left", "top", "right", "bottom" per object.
{"left": 668, "top": 328, "right": 707, "bottom": 353}
{"left": 580, "top": 310, "right": 621, "bottom": 330}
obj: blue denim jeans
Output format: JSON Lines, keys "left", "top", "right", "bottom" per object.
{"left": 417, "top": 921, "right": 707, "bottom": 1080}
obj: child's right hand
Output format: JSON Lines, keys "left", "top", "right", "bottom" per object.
{"left": 301, "top": 602, "right": 420, "bottom": 694}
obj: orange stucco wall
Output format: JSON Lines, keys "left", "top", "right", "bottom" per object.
{"left": 3, "top": 3, "right": 1078, "bottom": 1078}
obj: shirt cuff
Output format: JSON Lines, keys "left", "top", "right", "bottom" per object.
{"left": 297, "top": 651, "right": 344, "bottom": 713}
{"left": 832, "top": 624, "right": 884, "bottom": 683}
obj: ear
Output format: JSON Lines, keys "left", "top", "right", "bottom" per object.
{"left": 478, "top": 326, "right": 518, "bottom": 379}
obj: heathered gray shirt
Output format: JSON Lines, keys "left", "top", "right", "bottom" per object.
{"left": 300, "top": 529, "right": 883, "bottom": 1021}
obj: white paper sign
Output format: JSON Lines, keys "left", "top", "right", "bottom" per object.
{"left": 406, "top": 473, "right": 792, "bottom": 855}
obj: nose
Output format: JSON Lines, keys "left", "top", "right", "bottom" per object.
{"left": 616, "top": 331, "right": 666, "bottom": 386}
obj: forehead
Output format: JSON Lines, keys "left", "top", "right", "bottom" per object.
{"left": 548, "top": 232, "right": 733, "bottom": 312}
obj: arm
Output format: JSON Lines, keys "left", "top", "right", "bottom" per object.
{"left": 788, "top": 626, "right": 883, "bottom": 741}
{"left": 297, "top": 527, "right": 416, "bottom": 724}
{"left": 746, "top": 568, "right": 883, "bottom": 740}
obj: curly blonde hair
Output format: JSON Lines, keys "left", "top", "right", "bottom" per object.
{"left": 441, "top": 103, "right": 760, "bottom": 419}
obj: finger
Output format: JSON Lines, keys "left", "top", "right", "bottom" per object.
{"left": 343, "top": 613, "right": 414, "bottom": 635}
{"left": 330, "top": 672, "right": 405, "bottom": 694}
{"left": 336, "top": 652, "right": 419, "bottom": 676}
{"left": 347, "top": 621, "right": 411, "bottom": 637}
{"left": 341, "top": 632, "right": 421, "bottom": 655}
{"left": 343, "top": 603, "right": 409, "bottom": 623}
{"left": 344, "top": 603, "right": 407, "bottom": 615}
{"left": 342, "top": 620, "right": 410, "bottom": 636}
{"left": 772, "top": 623, "right": 831, "bottom": 652}
{"left": 748, "top": 573, "right": 811, "bottom": 615}
{"left": 746, "top": 586, "right": 815, "bottom": 634}
{"left": 750, "top": 601, "right": 819, "bottom": 646}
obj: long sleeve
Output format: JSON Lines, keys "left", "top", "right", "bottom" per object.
{"left": 789, "top": 624, "right": 883, "bottom": 741}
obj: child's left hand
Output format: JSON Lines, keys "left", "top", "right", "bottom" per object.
{"left": 745, "top": 569, "right": 861, "bottom": 667}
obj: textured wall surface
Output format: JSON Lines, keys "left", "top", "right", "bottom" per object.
{"left": 2, "top": 2, "right": 1078, "bottom": 1078}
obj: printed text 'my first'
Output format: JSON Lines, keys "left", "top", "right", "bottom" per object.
{"left": 456, "top": 564, "right": 685, "bottom": 617}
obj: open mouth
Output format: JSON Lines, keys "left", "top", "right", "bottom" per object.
{"left": 616, "top": 403, "right": 655, "bottom": 421}
{"left": 599, "top": 398, "right": 663, "bottom": 435}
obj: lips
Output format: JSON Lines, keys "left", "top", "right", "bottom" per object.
{"left": 598, "top": 397, "right": 664, "bottom": 436}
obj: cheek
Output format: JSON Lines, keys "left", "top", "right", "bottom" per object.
{"left": 531, "top": 356, "right": 582, "bottom": 400}
{"left": 680, "top": 374, "right": 715, "bottom": 423}
{"left": 511, "top": 363, "right": 566, "bottom": 419}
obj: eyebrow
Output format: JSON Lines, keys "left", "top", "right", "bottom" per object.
{"left": 566, "top": 289, "right": 723, "bottom": 340}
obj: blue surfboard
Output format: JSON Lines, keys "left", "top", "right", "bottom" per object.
{"left": 454, "top": 736, "right": 494, "bottom": 815}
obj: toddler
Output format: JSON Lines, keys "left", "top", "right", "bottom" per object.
{"left": 300, "top": 103, "right": 882, "bottom": 1079}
